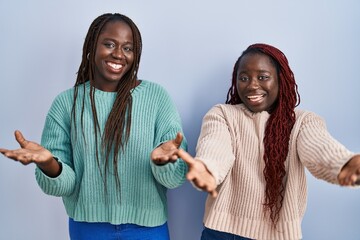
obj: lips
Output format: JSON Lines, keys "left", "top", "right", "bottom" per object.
{"left": 247, "top": 94, "right": 265, "bottom": 102}
{"left": 106, "top": 61, "right": 123, "bottom": 71}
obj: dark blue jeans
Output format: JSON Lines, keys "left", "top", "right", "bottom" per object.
{"left": 201, "top": 227, "right": 253, "bottom": 240}
{"left": 69, "top": 218, "right": 170, "bottom": 240}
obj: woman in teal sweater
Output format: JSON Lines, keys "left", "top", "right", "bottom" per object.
{"left": 0, "top": 13, "right": 187, "bottom": 240}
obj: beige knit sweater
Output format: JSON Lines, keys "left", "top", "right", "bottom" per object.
{"left": 195, "top": 104, "right": 355, "bottom": 240}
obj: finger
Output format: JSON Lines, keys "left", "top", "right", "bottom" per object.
{"left": 191, "top": 178, "right": 206, "bottom": 189}
{"left": 345, "top": 174, "right": 355, "bottom": 186}
{"left": 178, "top": 149, "right": 196, "bottom": 165}
{"left": 152, "top": 158, "right": 165, "bottom": 164}
{"left": 169, "top": 149, "right": 180, "bottom": 161}
{"left": 186, "top": 171, "right": 197, "bottom": 181}
{"left": 350, "top": 174, "right": 359, "bottom": 185}
{"left": 3, "top": 149, "right": 26, "bottom": 159}
{"left": 3, "top": 151, "right": 31, "bottom": 164}
{"left": 355, "top": 175, "right": 360, "bottom": 185}
{"left": 169, "top": 155, "right": 179, "bottom": 162}
{"left": 210, "top": 190, "right": 218, "bottom": 198}
{"left": 338, "top": 172, "right": 346, "bottom": 185}
{"left": 151, "top": 150, "right": 170, "bottom": 161}
{"left": 0, "top": 148, "right": 9, "bottom": 154}
{"left": 14, "top": 130, "right": 28, "bottom": 148}
{"left": 152, "top": 155, "right": 169, "bottom": 161}
{"left": 343, "top": 174, "right": 351, "bottom": 185}
{"left": 338, "top": 166, "right": 352, "bottom": 185}
{"left": 174, "top": 132, "right": 183, "bottom": 147}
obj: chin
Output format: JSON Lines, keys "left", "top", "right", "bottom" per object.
{"left": 245, "top": 104, "right": 264, "bottom": 113}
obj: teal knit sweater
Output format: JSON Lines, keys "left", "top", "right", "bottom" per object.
{"left": 35, "top": 80, "right": 188, "bottom": 227}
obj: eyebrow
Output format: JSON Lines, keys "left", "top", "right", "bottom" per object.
{"left": 101, "top": 38, "right": 133, "bottom": 45}
{"left": 257, "top": 70, "right": 271, "bottom": 73}
{"left": 238, "top": 69, "right": 271, "bottom": 75}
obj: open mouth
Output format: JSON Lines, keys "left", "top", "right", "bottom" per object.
{"left": 107, "top": 62, "right": 123, "bottom": 70}
{"left": 247, "top": 94, "right": 265, "bottom": 102}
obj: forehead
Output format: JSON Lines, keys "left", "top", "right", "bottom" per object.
{"left": 238, "top": 53, "right": 276, "bottom": 72}
{"left": 99, "top": 20, "right": 133, "bottom": 40}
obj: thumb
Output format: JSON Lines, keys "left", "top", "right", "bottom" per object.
{"left": 14, "top": 130, "right": 28, "bottom": 148}
{"left": 174, "top": 132, "right": 183, "bottom": 147}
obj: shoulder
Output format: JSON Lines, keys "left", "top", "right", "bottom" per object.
{"left": 206, "top": 103, "right": 246, "bottom": 117}
{"left": 138, "top": 80, "right": 168, "bottom": 93}
{"left": 54, "top": 87, "right": 74, "bottom": 101}
{"left": 48, "top": 86, "right": 75, "bottom": 113}
{"left": 295, "top": 108, "right": 324, "bottom": 122}
{"left": 294, "top": 108, "right": 327, "bottom": 129}
{"left": 202, "top": 104, "right": 248, "bottom": 125}
{"left": 136, "top": 80, "right": 173, "bottom": 101}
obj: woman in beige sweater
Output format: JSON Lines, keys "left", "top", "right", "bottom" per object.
{"left": 153, "top": 43, "right": 360, "bottom": 240}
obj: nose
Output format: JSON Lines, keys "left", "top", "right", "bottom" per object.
{"left": 248, "top": 78, "right": 260, "bottom": 89}
{"left": 112, "top": 47, "right": 124, "bottom": 59}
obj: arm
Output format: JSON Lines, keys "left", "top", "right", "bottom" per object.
{"left": 34, "top": 94, "right": 76, "bottom": 196}
{"left": 297, "top": 112, "right": 356, "bottom": 184}
{"left": 150, "top": 88, "right": 188, "bottom": 189}
{"left": 194, "top": 105, "right": 236, "bottom": 185}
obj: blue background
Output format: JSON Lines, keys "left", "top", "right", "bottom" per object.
{"left": 1, "top": 1, "right": 359, "bottom": 239}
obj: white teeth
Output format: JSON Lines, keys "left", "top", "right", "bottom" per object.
{"left": 107, "top": 62, "right": 122, "bottom": 70}
{"left": 247, "top": 95, "right": 263, "bottom": 101}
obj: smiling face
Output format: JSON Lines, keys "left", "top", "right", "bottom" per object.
{"left": 93, "top": 20, "right": 134, "bottom": 92}
{"left": 236, "top": 53, "right": 279, "bottom": 113}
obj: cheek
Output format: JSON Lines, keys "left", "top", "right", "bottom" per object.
{"left": 126, "top": 52, "right": 135, "bottom": 63}
{"left": 273, "top": 82, "right": 280, "bottom": 97}
{"left": 94, "top": 51, "right": 106, "bottom": 65}
{"left": 269, "top": 84, "right": 280, "bottom": 104}
{"left": 236, "top": 82, "right": 245, "bottom": 95}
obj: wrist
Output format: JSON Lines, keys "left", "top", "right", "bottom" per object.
{"left": 37, "top": 157, "right": 62, "bottom": 178}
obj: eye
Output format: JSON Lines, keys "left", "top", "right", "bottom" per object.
{"left": 123, "top": 46, "right": 133, "bottom": 52}
{"left": 104, "top": 42, "right": 115, "bottom": 48}
{"left": 238, "top": 75, "right": 249, "bottom": 82}
{"left": 258, "top": 75, "right": 270, "bottom": 81}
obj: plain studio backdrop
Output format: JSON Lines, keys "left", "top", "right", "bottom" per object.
{"left": 0, "top": 1, "right": 359, "bottom": 239}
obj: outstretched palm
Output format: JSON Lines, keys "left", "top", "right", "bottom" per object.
{"left": 0, "top": 130, "right": 52, "bottom": 165}
{"left": 178, "top": 149, "right": 218, "bottom": 198}
{"left": 151, "top": 132, "right": 183, "bottom": 165}
{"left": 338, "top": 155, "right": 360, "bottom": 186}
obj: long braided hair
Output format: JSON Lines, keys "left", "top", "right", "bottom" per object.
{"left": 72, "top": 13, "right": 142, "bottom": 196}
{"left": 226, "top": 43, "right": 300, "bottom": 226}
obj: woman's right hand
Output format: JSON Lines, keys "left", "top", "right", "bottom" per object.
{"left": 178, "top": 149, "right": 218, "bottom": 198}
{"left": 0, "top": 130, "right": 61, "bottom": 177}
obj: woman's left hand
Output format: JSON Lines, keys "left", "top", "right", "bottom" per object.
{"left": 338, "top": 155, "right": 360, "bottom": 186}
{"left": 151, "top": 132, "right": 183, "bottom": 165}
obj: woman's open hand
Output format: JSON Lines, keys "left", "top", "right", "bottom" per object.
{"left": 178, "top": 149, "right": 218, "bottom": 197}
{"left": 0, "top": 130, "right": 61, "bottom": 177}
{"left": 338, "top": 155, "right": 360, "bottom": 186}
{"left": 151, "top": 132, "right": 183, "bottom": 165}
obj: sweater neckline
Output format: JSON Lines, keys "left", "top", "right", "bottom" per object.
{"left": 84, "top": 80, "right": 148, "bottom": 97}
{"left": 239, "top": 103, "right": 270, "bottom": 119}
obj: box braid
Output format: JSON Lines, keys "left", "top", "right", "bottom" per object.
{"left": 72, "top": 13, "right": 142, "bottom": 197}
{"left": 226, "top": 43, "right": 300, "bottom": 226}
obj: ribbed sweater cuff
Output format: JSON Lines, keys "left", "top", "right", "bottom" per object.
{"left": 197, "top": 158, "right": 221, "bottom": 185}
{"left": 35, "top": 160, "right": 75, "bottom": 196}
{"left": 151, "top": 160, "right": 187, "bottom": 188}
